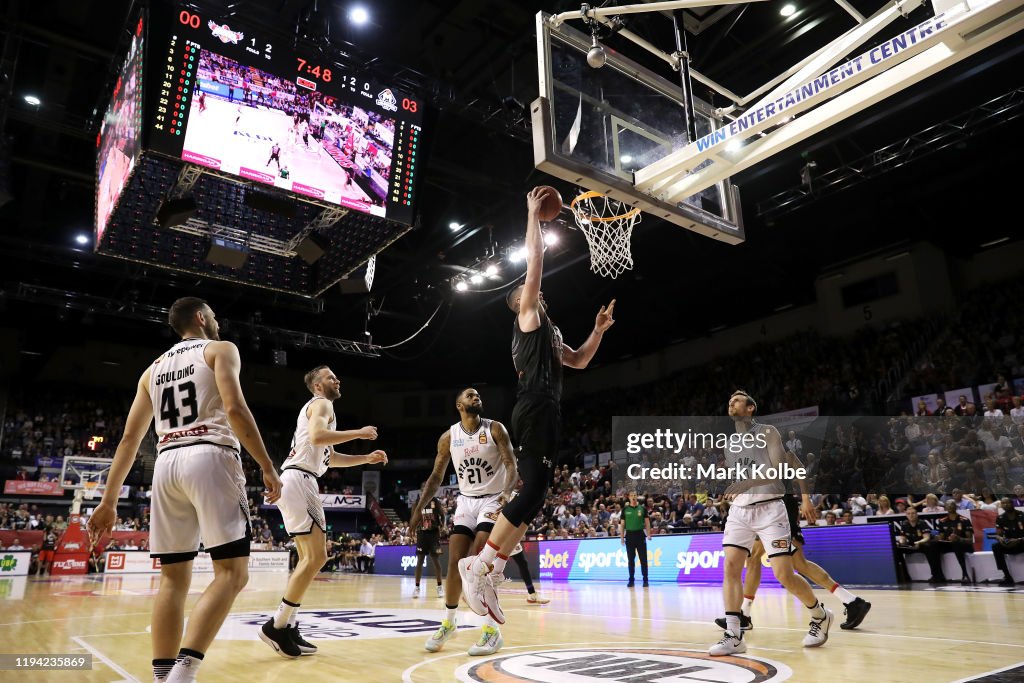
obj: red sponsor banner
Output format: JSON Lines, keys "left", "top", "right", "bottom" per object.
{"left": 51, "top": 514, "right": 91, "bottom": 575}
{"left": 50, "top": 553, "right": 90, "bottom": 575}
{"left": 4, "top": 480, "right": 64, "bottom": 495}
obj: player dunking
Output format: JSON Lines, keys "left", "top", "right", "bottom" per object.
{"left": 459, "top": 188, "right": 616, "bottom": 624}
{"left": 710, "top": 390, "right": 832, "bottom": 656}
{"left": 259, "top": 366, "right": 386, "bottom": 658}
{"left": 414, "top": 388, "right": 518, "bottom": 656}
{"left": 88, "top": 297, "right": 283, "bottom": 683}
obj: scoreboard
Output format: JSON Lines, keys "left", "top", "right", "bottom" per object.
{"left": 143, "top": 4, "right": 424, "bottom": 225}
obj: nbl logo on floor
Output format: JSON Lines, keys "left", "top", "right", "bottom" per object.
{"left": 457, "top": 648, "right": 792, "bottom": 682}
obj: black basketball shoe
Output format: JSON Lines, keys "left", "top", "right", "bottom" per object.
{"left": 714, "top": 613, "right": 753, "bottom": 631}
{"left": 840, "top": 597, "right": 871, "bottom": 630}
{"left": 259, "top": 618, "right": 301, "bottom": 658}
{"left": 290, "top": 623, "right": 317, "bottom": 655}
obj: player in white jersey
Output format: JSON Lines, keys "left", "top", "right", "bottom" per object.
{"left": 412, "top": 388, "right": 517, "bottom": 656}
{"left": 88, "top": 297, "right": 283, "bottom": 683}
{"left": 260, "top": 365, "right": 387, "bottom": 659}
{"left": 710, "top": 390, "right": 832, "bottom": 657}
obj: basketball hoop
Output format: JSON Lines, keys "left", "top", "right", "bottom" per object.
{"left": 82, "top": 481, "right": 101, "bottom": 499}
{"left": 569, "top": 191, "right": 641, "bottom": 279}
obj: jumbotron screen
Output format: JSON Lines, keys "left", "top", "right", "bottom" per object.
{"left": 96, "top": 15, "right": 145, "bottom": 242}
{"left": 147, "top": 6, "right": 423, "bottom": 224}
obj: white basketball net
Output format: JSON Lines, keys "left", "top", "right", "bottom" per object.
{"left": 569, "top": 191, "right": 641, "bottom": 279}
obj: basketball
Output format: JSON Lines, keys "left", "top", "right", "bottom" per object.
{"left": 536, "top": 185, "right": 563, "bottom": 221}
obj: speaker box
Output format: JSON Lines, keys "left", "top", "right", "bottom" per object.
{"left": 294, "top": 233, "right": 327, "bottom": 264}
{"left": 206, "top": 237, "right": 249, "bottom": 268}
{"left": 244, "top": 190, "right": 296, "bottom": 217}
{"left": 156, "top": 196, "right": 197, "bottom": 228}
{"left": 338, "top": 275, "right": 370, "bottom": 295}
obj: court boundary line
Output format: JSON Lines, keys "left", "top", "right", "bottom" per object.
{"left": 0, "top": 611, "right": 153, "bottom": 627}
{"left": 71, "top": 635, "right": 140, "bottom": 683}
{"left": 950, "top": 661, "right": 1024, "bottom": 682}
{"left": 502, "top": 608, "right": 1024, "bottom": 650}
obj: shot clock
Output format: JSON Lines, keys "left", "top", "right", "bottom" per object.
{"left": 145, "top": 3, "right": 424, "bottom": 224}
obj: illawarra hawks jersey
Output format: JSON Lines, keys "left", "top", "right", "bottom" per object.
{"left": 449, "top": 418, "right": 507, "bottom": 496}
{"left": 150, "top": 338, "right": 239, "bottom": 454}
{"left": 726, "top": 421, "right": 786, "bottom": 507}
{"left": 282, "top": 396, "right": 335, "bottom": 477}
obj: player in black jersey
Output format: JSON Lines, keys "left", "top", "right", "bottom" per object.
{"left": 459, "top": 187, "right": 616, "bottom": 625}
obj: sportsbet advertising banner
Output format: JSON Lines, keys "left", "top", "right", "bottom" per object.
{"left": 537, "top": 524, "right": 897, "bottom": 585}
{"left": 374, "top": 525, "right": 896, "bottom": 585}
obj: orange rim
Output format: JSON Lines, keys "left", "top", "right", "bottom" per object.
{"left": 570, "top": 191, "right": 641, "bottom": 223}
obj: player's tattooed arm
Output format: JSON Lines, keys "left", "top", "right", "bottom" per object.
{"left": 410, "top": 431, "right": 451, "bottom": 530}
{"left": 491, "top": 420, "right": 519, "bottom": 500}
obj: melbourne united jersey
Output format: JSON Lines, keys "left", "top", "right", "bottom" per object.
{"left": 450, "top": 418, "right": 507, "bottom": 496}
{"left": 511, "top": 310, "right": 564, "bottom": 401}
{"left": 282, "top": 396, "right": 335, "bottom": 478}
{"left": 150, "top": 338, "right": 238, "bottom": 454}
{"left": 726, "top": 421, "right": 786, "bottom": 507}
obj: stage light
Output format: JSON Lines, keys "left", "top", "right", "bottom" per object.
{"left": 780, "top": 4, "right": 797, "bottom": 16}
{"left": 448, "top": 221, "right": 460, "bottom": 230}
{"left": 485, "top": 264, "right": 499, "bottom": 277}
{"left": 544, "top": 232, "right": 558, "bottom": 246}
{"left": 349, "top": 6, "right": 369, "bottom": 25}
{"left": 75, "top": 234, "right": 90, "bottom": 245}
{"left": 726, "top": 139, "right": 742, "bottom": 152}
{"left": 454, "top": 280, "right": 468, "bottom": 292}
{"left": 470, "top": 274, "right": 483, "bottom": 284}
{"left": 509, "top": 247, "right": 526, "bottom": 263}
{"left": 24, "top": 95, "right": 41, "bottom": 106}
{"left": 620, "top": 155, "right": 633, "bottom": 164}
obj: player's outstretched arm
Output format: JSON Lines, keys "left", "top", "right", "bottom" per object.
{"left": 88, "top": 369, "right": 154, "bottom": 540}
{"left": 329, "top": 450, "right": 388, "bottom": 467}
{"left": 563, "top": 300, "right": 616, "bottom": 369}
{"left": 491, "top": 421, "right": 519, "bottom": 500}
{"left": 409, "top": 432, "right": 451, "bottom": 530}
{"left": 306, "top": 399, "right": 378, "bottom": 449}
{"left": 518, "top": 188, "right": 547, "bottom": 334}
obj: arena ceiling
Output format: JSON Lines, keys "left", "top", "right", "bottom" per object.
{"left": 1, "top": 0, "right": 1021, "bottom": 385}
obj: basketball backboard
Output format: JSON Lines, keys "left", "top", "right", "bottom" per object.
{"left": 533, "top": 11, "right": 744, "bottom": 245}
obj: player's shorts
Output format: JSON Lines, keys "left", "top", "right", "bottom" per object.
{"left": 783, "top": 495, "right": 805, "bottom": 546}
{"left": 150, "top": 443, "right": 252, "bottom": 564}
{"left": 723, "top": 498, "right": 792, "bottom": 557}
{"left": 503, "top": 396, "right": 559, "bottom": 527}
{"left": 451, "top": 492, "right": 503, "bottom": 537}
{"left": 417, "top": 529, "right": 441, "bottom": 555}
{"left": 39, "top": 550, "right": 54, "bottom": 563}
{"left": 276, "top": 468, "right": 326, "bottom": 537}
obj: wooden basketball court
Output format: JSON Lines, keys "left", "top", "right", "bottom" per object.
{"left": 4, "top": 572, "right": 1021, "bottom": 682}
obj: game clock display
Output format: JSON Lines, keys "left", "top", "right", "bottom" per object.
{"left": 146, "top": 5, "right": 423, "bottom": 225}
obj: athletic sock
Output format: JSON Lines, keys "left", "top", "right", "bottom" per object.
{"left": 153, "top": 658, "right": 175, "bottom": 681}
{"left": 725, "top": 611, "right": 743, "bottom": 638}
{"left": 288, "top": 610, "right": 298, "bottom": 628}
{"left": 808, "top": 600, "right": 826, "bottom": 620}
{"left": 166, "top": 649, "right": 204, "bottom": 683}
{"left": 830, "top": 583, "right": 856, "bottom": 604}
{"left": 490, "top": 553, "right": 509, "bottom": 576}
{"left": 274, "top": 598, "right": 300, "bottom": 629}
{"left": 741, "top": 595, "right": 755, "bottom": 617}
{"left": 477, "top": 541, "right": 499, "bottom": 569}
{"left": 445, "top": 605, "right": 458, "bottom": 623}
